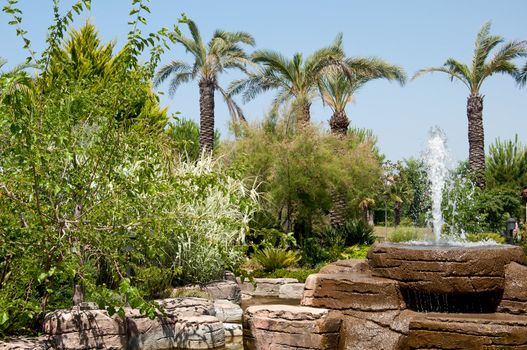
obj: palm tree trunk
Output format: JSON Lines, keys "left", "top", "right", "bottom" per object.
{"left": 297, "top": 101, "right": 311, "bottom": 125}
{"left": 329, "top": 110, "right": 350, "bottom": 136}
{"left": 467, "top": 95, "right": 486, "bottom": 188}
{"left": 329, "top": 191, "right": 347, "bottom": 227}
{"left": 394, "top": 201, "right": 402, "bottom": 227}
{"left": 199, "top": 78, "right": 215, "bottom": 154}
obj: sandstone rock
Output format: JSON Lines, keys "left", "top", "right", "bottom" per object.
{"left": 404, "top": 313, "right": 527, "bottom": 349}
{"left": 155, "top": 297, "right": 215, "bottom": 317}
{"left": 127, "top": 315, "right": 225, "bottom": 350}
{"left": 203, "top": 280, "right": 241, "bottom": 304}
{"left": 0, "top": 337, "right": 49, "bottom": 350}
{"left": 498, "top": 262, "right": 527, "bottom": 315}
{"left": 47, "top": 333, "right": 125, "bottom": 350}
{"left": 338, "top": 310, "right": 417, "bottom": 350}
{"left": 318, "top": 259, "right": 370, "bottom": 274}
{"left": 368, "top": 242, "right": 526, "bottom": 295}
{"left": 301, "top": 272, "right": 405, "bottom": 311}
{"left": 238, "top": 278, "right": 299, "bottom": 298}
{"left": 243, "top": 304, "right": 341, "bottom": 350}
{"left": 224, "top": 271, "right": 237, "bottom": 282}
{"left": 214, "top": 299, "right": 243, "bottom": 323}
{"left": 223, "top": 322, "right": 243, "bottom": 339}
{"left": 43, "top": 309, "right": 125, "bottom": 336}
{"left": 278, "top": 283, "right": 304, "bottom": 299}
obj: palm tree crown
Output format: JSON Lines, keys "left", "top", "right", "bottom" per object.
{"left": 517, "top": 61, "right": 527, "bottom": 87}
{"left": 413, "top": 22, "right": 527, "bottom": 188}
{"left": 320, "top": 57, "right": 406, "bottom": 135}
{"left": 228, "top": 34, "right": 347, "bottom": 125}
{"left": 154, "top": 19, "right": 255, "bottom": 152}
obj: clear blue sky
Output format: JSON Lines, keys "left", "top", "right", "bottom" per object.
{"left": 1, "top": 1, "right": 526, "bottom": 161}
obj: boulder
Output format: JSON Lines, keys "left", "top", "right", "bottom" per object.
{"left": 155, "top": 297, "right": 215, "bottom": 317}
{"left": 223, "top": 322, "right": 243, "bottom": 340}
{"left": 368, "top": 242, "right": 526, "bottom": 295}
{"left": 127, "top": 315, "right": 225, "bottom": 350}
{"left": 243, "top": 304, "right": 341, "bottom": 350}
{"left": 301, "top": 272, "right": 405, "bottom": 311}
{"left": 238, "top": 278, "right": 299, "bottom": 298}
{"left": 318, "top": 259, "right": 370, "bottom": 274}
{"left": 278, "top": 283, "right": 305, "bottom": 299}
{"left": 0, "top": 337, "right": 49, "bottom": 350}
{"left": 203, "top": 280, "right": 241, "bottom": 304}
{"left": 498, "top": 262, "right": 527, "bottom": 315}
{"left": 214, "top": 299, "right": 243, "bottom": 323}
{"left": 404, "top": 313, "right": 527, "bottom": 349}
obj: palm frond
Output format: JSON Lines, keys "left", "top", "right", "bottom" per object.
{"left": 168, "top": 72, "right": 193, "bottom": 97}
{"left": 154, "top": 60, "right": 193, "bottom": 87}
{"left": 252, "top": 50, "right": 295, "bottom": 83}
{"left": 216, "top": 83, "right": 247, "bottom": 125}
{"left": 413, "top": 64, "right": 471, "bottom": 90}
{"left": 517, "top": 61, "right": 527, "bottom": 87}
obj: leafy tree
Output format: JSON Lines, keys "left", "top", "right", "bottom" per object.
{"left": 154, "top": 18, "right": 255, "bottom": 153}
{"left": 486, "top": 135, "right": 527, "bottom": 189}
{"left": 228, "top": 34, "right": 347, "bottom": 125}
{"left": 414, "top": 22, "right": 527, "bottom": 188}
{"left": 320, "top": 59, "right": 406, "bottom": 135}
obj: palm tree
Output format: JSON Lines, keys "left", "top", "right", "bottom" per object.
{"left": 154, "top": 19, "right": 255, "bottom": 153}
{"left": 413, "top": 22, "right": 527, "bottom": 188}
{"left": 320, "top": 58, "right": 406, "bottom": 136}
{"left": 228, "top": 34, "right": 348, "bottom": 125}
{"left": 517, "top": 62, "right": 527, "bottom": 86}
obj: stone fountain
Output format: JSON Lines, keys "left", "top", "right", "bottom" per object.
{"left": 244, "top": 243, "right": 527, "bottom": 349}
{"left": 244, "top": 129, "right": 527, "bottom": 349}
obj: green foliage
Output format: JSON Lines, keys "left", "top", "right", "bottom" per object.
{"left": 166, "top": 117, "right": 220, "bottom": 160}
{"left": 465, "top": 232, "right": 506, "bottom": 244}
{"left": 222, "top": 122, "right": 382, "bottom": 244}
{"left": 339, "top": 244, "right": 371, "bottom": 259}
{"left": 486, "top": 135, "right": 527, "bottom": 189}
{"left": 388, "top": 226, "right": 424, "bottom": 242}
{"left": 252, "top": 247, "right": 300, "bottom": 272}
{"left": 329, "top": 220, "right": 376, "bottom": 246}
{"left": 171, "top": 288, "right": 210, "bottom": 299}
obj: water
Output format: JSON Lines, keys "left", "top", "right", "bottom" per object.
{"left": 424, "top": 127, "right": 449, "bottom": 242}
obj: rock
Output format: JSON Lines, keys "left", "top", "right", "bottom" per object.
{"left": 43, "top": 309, "right": 126, "bottom": 336}
{"left": 238, "top": 278, "right": 299, "bottom": 298}
{"left": 318, "top": 259, "right": 370, "bottom": 274}
{"left": 127, "top": 315, "right": 225, "bottom": 350}
{"left": 279, "top": 283, "right": 305, "bottom": 299}
{"left": 338, "top": 310, "right": 417, "bottom": 350}
{"left": 368, "top": 243, "right": 526, "bottom": 295}
{"left": 223, "top": 322, "right": 243, "bottom": 340}
{"left": 203, "top": 280, "right": 241, "bottom": 304}
{"left": 301, "top": 272, "right": 405, "bottom": 311}
{"left": 224, "top": 271, "right": 237, "bottom": 282}
{"left": 214, "top": 299, "right": 243, "bottom": 323}
{"left": 498, "top": 262, "right": 527, "bottom": 314}
{"left": 243, "top": 304, "right": 341, "bottom": 350}
{"left": 155, "top": 297, "right": 215, "bottom": 317}
{"left": 404, "top": 313, "right": 527, "bottom": 349}
{"left": 0, "top": 337, "right": 49, "bottom": 350}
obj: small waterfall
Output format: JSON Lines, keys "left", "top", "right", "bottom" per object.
{"left": 424, "top": 127, "right": 449, "bottom": 242}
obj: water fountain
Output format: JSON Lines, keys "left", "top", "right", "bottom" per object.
{"left": 244, "top": 129, "right": 527, "bottom": 349}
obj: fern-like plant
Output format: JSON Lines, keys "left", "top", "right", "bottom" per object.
{"left": 252, "top": 247, "right": 300, "bottom": 272}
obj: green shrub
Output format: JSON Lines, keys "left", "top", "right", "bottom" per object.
{"left": 171, "top": 288, "right": 210, "bottom": 299}
{"left": 336, "top": 220, "right": 376, "bottom": 246}
{"left": 465, "top": 232, "right": 506, "bottom": 244}
{"left": 340, "top": 244, "right": 371, "bottom": 259}
{"left": 252, "top": 247, "right": 300, "bottom": 272}
{"left": 388, "top": 226, "right": 424, "bottom": 242}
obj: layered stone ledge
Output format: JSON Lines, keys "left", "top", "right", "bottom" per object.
{"left": 404, "top": 313, "right": 527, "bottom": 349}
{"left": 243, "top": 305, "right": 341, "bottom": 350}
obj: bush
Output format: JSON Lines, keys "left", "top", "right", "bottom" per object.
{"left": 465, "top": 232, "right": 506, "bottom": 244}
{"left": 333, "top": 220, "right": 376, "bottom": 246}
{"left": 339, "top": 244, "right": 371, "bottom": 259}
{"left": 388, "top": 226, "right": 424, "bottom": 242}
{"left": 252, "top": 247, "right": 300, "bottom": 272}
